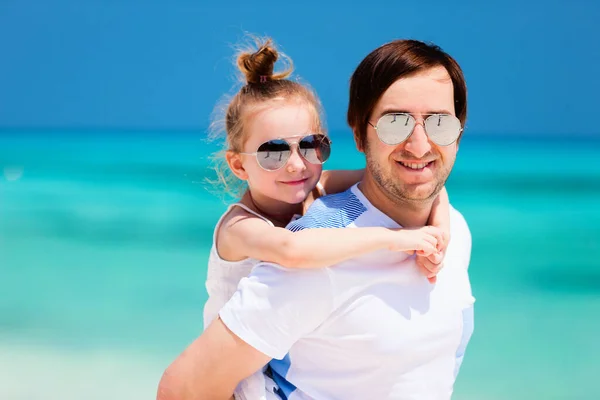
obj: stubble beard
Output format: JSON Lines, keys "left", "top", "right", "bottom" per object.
{"left": 364, "top": 142, "right": 453, "bottom": 208}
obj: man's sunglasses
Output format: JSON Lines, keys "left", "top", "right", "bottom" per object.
{"left": 369, "top": 113, "right": 463, "bottom": 146}
{"left": 240, "top": 134, "right": 332, "bottom": 171}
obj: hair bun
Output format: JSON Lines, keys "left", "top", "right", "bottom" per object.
{"left": 237, "top": 37, "right": 292, "bottom": 84}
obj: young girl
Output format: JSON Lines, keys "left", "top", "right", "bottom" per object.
{"left": 204, "top": 37, "right": 451, "bottom": 400}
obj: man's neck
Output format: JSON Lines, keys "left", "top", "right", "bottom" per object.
{"left": 357, "top": 174, "right": 434, "bottom": 228}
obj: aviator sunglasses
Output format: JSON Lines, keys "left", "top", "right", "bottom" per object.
{"left": 240, "top": 133, "right": 332, "bottom": 171}
{"left": 369, "top": 113, "right": 463, "bottom": 146}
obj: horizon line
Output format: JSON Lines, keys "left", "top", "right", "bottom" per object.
{"left": 0, "top": 126, "right": 598, "bottom": 139}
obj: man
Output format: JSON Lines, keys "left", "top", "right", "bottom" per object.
{"left": 158, "top": 39, "right": 475, "bottom": 400}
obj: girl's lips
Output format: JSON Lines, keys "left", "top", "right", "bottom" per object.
{"left": 280, "top": 178, "right": 308, "bottom": 185}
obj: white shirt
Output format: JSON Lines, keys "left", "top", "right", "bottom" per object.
{"left": 220, "top": 184, "right": 475, "bottom": 400}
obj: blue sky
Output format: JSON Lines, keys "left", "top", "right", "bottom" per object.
{"left": 0, "top": 0, "right": 598, "bottom": 136}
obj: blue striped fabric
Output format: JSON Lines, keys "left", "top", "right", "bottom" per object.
{"left": 269, "top": 354, "right": 297, "bottom": 399}
{"left": 287, "top": 189, "right": 367, "bottom": 232}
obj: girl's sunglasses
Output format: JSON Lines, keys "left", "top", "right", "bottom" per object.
{"left": 240, "top": 134, "right": 332, "bottom": 171}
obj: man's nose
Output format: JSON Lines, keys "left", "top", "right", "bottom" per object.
{"left": 403, "top": 123, "right": 432, "bottom": 159}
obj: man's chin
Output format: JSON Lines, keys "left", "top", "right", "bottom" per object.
{"left": 397, "top": 183, "right": 440, "bottom": 202}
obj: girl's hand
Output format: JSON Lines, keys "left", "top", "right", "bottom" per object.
{"left": 389, "top": 226, "right": 444, "bottom": 257}
{"left": 416, "top": 229, "right": 450, "bottom": 284}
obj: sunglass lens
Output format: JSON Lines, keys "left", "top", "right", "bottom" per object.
{"left": 376, "top": 113, "right": 414, "bottom": 145}
{"left": 424, "top": 114, "right": 462, "bottom": 146}
{"left": 299, "top": 134, "right": 331, "bottom": 165}
{"left": 256, "top": 139, "right": 291, "bottom": 170}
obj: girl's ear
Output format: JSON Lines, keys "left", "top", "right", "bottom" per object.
{"left": 226, "top": 150, "right": 249, "bottom": 180}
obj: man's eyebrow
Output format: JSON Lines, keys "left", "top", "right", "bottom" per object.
{"left": 377, "top": 108, "right": 410, "bottom": 117}
{"left": 376, "top": 108, "right": 454, "bottom": 118}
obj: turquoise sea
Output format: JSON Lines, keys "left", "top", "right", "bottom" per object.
{"left": 1, "top": 130, "right": 599, "bottom": 400}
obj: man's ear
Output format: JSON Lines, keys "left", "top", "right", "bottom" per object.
{"left": 225, "top": 151, "right": 249, "bottom": 181}
{"left": 353, "top": 128, "right": 365, "bottom": 153}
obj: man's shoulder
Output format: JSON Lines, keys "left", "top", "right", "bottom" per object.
{"left": 251, "top": 261, "right": 331, "bottom": 282}
{"left": 287, "top": 187, "right": 368, "bottom": 232}
{"left": 449, "top": 206, "right": 470, "bottom": 239}
{"left": 244, "top": 261, "right": 334, "bottom": 310}
{"left": 448, "top": 205, "right": 472, "bottom": 268}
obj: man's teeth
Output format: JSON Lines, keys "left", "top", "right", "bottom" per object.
{"left": 399, "top": 162, "right": 429, "bottom": 170}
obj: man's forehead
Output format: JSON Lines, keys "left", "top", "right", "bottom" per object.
{"left": 374, "top": 66, "right": 455, "bottom": 114}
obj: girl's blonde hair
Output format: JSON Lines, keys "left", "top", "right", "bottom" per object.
{"left": 207, "top": 35, "right": 326, "bottom": 198}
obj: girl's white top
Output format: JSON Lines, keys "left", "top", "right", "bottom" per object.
{"left": 204, "top": 202, "right": 275, "bottom": 328}
{"left": 203, "top": 202, "right": 275, "bottom": 400}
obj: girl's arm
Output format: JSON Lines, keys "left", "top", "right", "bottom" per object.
{"left": 415, "top": 186, "right": 451, "bottom": 283}
{"left": 219, "top": 211, "right": 443, "bottom": 270}
{"left": 318, "top": 169, "right": 365, "bottom": 195}
{"left": 427, "top": 186, "right": 450, "bottom": 250}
